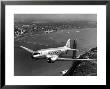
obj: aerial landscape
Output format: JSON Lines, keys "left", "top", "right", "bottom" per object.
{"left": 14, "top": 14, "right": 97, "bottom": 76}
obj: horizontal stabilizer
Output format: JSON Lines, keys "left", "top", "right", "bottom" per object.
{"left": 68, "top": 49, "right": 79, "bottom": 51}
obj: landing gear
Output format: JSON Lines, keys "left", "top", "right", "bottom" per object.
{"left": 47, "top": 58, "right": 54, "bottom": 63}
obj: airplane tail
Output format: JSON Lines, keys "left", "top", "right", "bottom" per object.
{"left": 20, "top": 46, "right": 35, "bottom": 53}
{"left": 65, "top": 39, "right": 71, "bottom": 48}
{"left": 65, "top": 39, "right": 79, "bottom": 51}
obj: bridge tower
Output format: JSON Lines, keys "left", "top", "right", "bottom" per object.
{"left": 72, "top": 39, "right": 77, "bottom": 59}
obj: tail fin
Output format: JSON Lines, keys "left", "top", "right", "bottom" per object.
{"left": 65, "top": 39, "right": 70, "bottom": 48}
{"left": 20, "top": 46, "right": 34, "bottom": 53}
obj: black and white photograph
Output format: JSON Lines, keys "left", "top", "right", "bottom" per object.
{"left": 14, "top": 14, "right": 97, "bottom": 76}
{"left": 3, "top": 4, "right": 106, "bottom": 85}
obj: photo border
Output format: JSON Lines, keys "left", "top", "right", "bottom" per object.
{"left": 1, "top": 1, "right": 109, "bottom": 88}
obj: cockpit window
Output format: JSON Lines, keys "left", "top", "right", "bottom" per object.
{"left": 33, "top": 52, "right": 40, "bottom": 55}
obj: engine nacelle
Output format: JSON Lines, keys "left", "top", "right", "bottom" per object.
{"left": 31, "top": 56, "right": 40, "bottom": 61}
{"left": 47, "top": 58, "right": 55, "bottom": 63}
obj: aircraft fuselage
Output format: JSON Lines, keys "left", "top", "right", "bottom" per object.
{"left": 32, "top": 46, "right": 68, "bottom": 58}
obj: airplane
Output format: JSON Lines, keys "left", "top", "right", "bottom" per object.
{"left": 20, "top": 39, "right": 96, "bottom": 63}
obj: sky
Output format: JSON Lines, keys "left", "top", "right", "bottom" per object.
{"left": 14, "top": 14, "right": 97, "bottom": 23}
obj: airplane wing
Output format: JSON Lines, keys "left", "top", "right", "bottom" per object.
{"left": 57, "top": 58, "right": 96, "bottom": 61}
{"left": 20, "top": 46, "right": 35, "bottom": 53}
{"left": 46, "top": 54, "right": 96, "bottom": 62}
